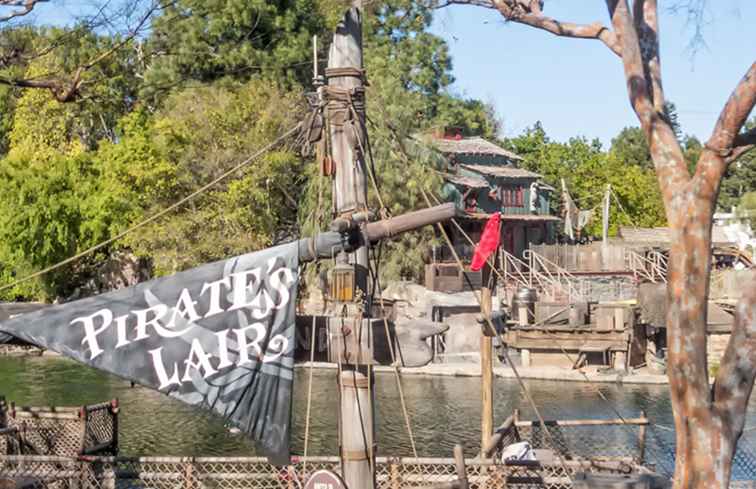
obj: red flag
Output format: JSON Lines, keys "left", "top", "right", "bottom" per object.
{"left": 470, "top": 213, "right": 501, "bottom": 272}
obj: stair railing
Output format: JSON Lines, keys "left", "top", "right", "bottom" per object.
{"left": 523, "top": 249, "right": 589, "bottom": 302}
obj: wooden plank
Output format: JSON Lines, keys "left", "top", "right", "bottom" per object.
{"left": 515, "top": 417, "right": 648, "bottom": 427}
{"left": 503, "top": 329, "right": 628, "bottom": 351}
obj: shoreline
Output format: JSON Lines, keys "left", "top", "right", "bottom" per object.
{"left": 295, "top": 361, "right": 670, "bottom": 385}
{"left": 1, "top": 347, "right": 670, "bottom": 385}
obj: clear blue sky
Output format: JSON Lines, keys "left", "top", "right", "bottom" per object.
{"left": 21, "top": 1, "right": 755, "bottom": 147}
{"left": 430, "top": 1, "right": 755, "bottom": 146}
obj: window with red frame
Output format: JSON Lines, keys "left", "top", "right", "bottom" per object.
{"left": 502, "top": 187, "right": 525, "bottom": 208}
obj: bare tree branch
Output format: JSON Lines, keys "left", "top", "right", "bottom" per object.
{"left": 726, "top": 127, "right": 756, "bottom": 164}
{"left": 440, "top": 0, "right": 622, "bottom": 56}
{"left": 0, "top": 0, "right": 163, "bottom": 102}
{"left": 691, "top": 61, "right": 756, "bottom": 190}
{"left": 707, "top": 61, "right": 756, "bottom": 154}
{"left": 0, "top": 0, "right": 45, "bottom": 22}
{"left": 433, "top": 0, "right": 495, "bottom": 9}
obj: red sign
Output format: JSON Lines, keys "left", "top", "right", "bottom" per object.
{"left": 304, "top": 470, "right": 348, "bottom": 489}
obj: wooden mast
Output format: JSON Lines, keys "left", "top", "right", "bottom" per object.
{"left": 327, "top": 4, "right": 375, "bottom": 489}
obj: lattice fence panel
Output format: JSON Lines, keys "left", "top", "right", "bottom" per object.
{"left": 7, "top": 416, "right": 84, "bottom": 457}
{"left": 0, "top": 456, "right": 85, "bottom": 489}
{"left": 3, "top": 401, "right": 118, "bottom": 457}
{"left": 375, "top": 460, "right": 457, "bottom": 489}
{"left": 0, "top": 427, "right": 22, "bottom": 455}
{"left": 0, "top": 397, "right": 7, "bottom": 428}
{"left": 0, "top": 455, "right": 652, "bottom": 489}
{"left": 84, "top": 407, "right": 116, "bottom": 454}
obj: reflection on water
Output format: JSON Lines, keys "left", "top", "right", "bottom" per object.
{"left": 1, "top": 357, "right": 754, "bottom": 478}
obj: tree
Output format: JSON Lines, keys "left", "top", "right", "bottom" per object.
{"left": 719, "top": 118, "right": 756, "bottom": 211}
{"left": 504, "top": 123, "right": 666, "bottom": 233}
{"left": 297, "top": 0, "right": 497, "bottom": 282}
{"left": 738, "top": 191, "right": 756, "bottom": 230}
{"left": 0, "top": 153, "right": 97, "bottom": 300}
{"left": 610, "top": 126, "right": 652, "bottom": 168}
{"left": 445, "top": 1, "right": 756, "bottom": 487}
{"left": 0, "top": 1, "right": 158, "bottom": 102}
{"left": 141, "top": 0, "right": 330, "bottom": 102}
{"left": 116, "top": 78, "right": 305, "bottom": 276}
{"left": 610, "top": 103, "right": 684, "bottom": 170}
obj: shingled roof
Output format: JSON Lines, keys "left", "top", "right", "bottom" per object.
{"left": 461, "top": 164, "right": 541, "bottom": 179}
{"left": 444, "top": 173, "right": 489, "bottom": 189}
{"left": 432, "top": 136, "right": 523, "bottom": 161}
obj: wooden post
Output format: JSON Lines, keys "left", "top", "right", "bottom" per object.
{"left": 601, "top": 184, "right": 611, "bottom": 271}
{"left": 480, "top": 259, "right": 495, "bottom": 456}
{"left": 327, "top": 5, "right": 374, "bottom": 489}
{"left": 480, "top": 335, "right": 493, "bottom": 455}
{"left": 638, "top": 410, "right": 647, "bottom": 464}
{"left": 454, "top": 444, "right": 469, "bottom": 489}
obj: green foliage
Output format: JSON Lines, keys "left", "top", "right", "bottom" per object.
{"left": 0, "top": 0, "right": 701, "bottom": 300}
{"left": 142, "top": 0, "right": 329, "bottom": 101}
{"left": 610, "top": 126, "right": 651, "bottom": 169}
{"left": 435, "top": 96, "right": 499, "bottom": 138}
{"left": 0, "top": 75, "right": 303, "bottom": 299}
{"left": 0, "top": 85, "right": 18, "bottom": 156}
{"left": 122, "top": 78, "right": 304, "bottom": 276}
{"left": 718, "top": 118, "right": 756, "bottom": 211}
{"left": 682, "top": 135, "right": 703, "bottom": 174}
{"left": 1, "top": 26, "right": 140, "bottom": 152}
{"left": 83, "top": 109, "right": 180, "bottom": 244}
{"left": 737, "top": 191, "right": 756, "bottom": 229}
{"left": 0, "top": 154, "right": 96, "bottom": 300}
{"left": 504, "top": 122, "right": 666, "bottom": 236}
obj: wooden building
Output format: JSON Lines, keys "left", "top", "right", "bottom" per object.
{"left": 426, "top": 130, "right": 559, "bottom": 291}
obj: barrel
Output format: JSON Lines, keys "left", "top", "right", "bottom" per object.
{"left": 511, "top": 287, "right": 537, "bottom": 326}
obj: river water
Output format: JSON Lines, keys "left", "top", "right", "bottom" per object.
{"left": 2, "top": 356, "right": 755, "bottom": 479}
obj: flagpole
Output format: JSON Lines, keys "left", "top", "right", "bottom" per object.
{"left": 474, "top": 213, "right": 500, "bottom": 457}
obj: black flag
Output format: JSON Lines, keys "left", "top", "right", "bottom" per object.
{"left": 0, "top": 241, "right": 299, "bottom": 465}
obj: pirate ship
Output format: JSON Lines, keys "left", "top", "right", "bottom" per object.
{"left": 0, "top": 5, "right": 675, "bottom": 489}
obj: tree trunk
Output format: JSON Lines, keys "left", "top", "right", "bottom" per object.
{"left": 666, "top": 188, "right": 755, "bottom": 488}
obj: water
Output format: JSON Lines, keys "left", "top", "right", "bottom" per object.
{"left": 1, "top": 356, "right": 755, "bottom": 479}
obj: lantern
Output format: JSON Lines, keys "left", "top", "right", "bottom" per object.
{"left": 330, "top": 259, "right": 355, "bottom": 303}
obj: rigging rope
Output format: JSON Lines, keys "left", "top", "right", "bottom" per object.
{"left": 0, "top": 122, "right": 303, "bottom": 294}
{"left": 302, "top": 314, "right": 318, "bottom": 480}
{"left": 348, "top": 106, "right": 390, "bottom": 219}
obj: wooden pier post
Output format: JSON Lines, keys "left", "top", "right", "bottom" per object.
{"left": 327, "top": 4, "right": 375, "bottom": 489}
{"left": 480, "top": 259, "right": 495, "bottom": 456}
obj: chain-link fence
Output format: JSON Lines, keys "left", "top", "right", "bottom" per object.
{"left": 0, "top": 455, "right": 644, "bottom": 489}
